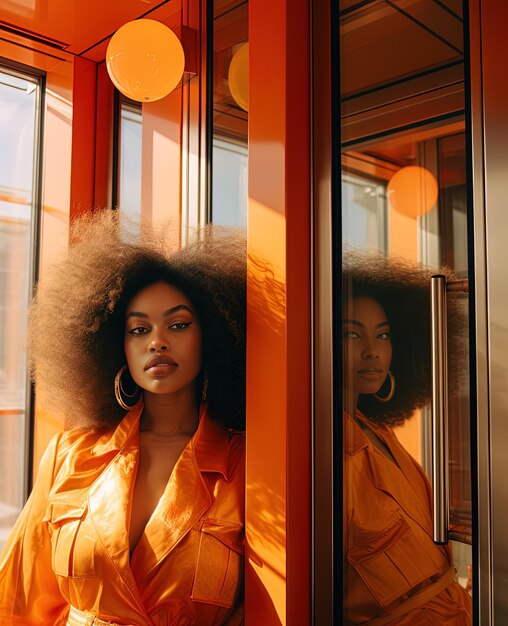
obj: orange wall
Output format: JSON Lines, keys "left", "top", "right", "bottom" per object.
{"left": 246, "top": 0, "right": 311, "bottom": 623}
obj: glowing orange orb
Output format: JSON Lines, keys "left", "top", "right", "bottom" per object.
{"left": 106, "top": 19, "right": 185, "bottom": 103}
{"left": 387, "top": 166, "right": 438, "bottom": 218}
{"left": 228, "top": 43, "right": 249, "bottom": 112}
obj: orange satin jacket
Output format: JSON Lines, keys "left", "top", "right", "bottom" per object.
{"left": 0, "top": 404, "right": 245, "bottom": 626}
{"left": 344, "top": 410, "right": 472, "bottom": 625}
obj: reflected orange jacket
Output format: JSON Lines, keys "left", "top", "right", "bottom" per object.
{"left": 0, "top": 404, "right": 245, "bottom": 626}
{"left": 344, "top": 410, "right": 472, "bottom": 625}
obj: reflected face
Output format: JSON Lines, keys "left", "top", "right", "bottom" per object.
{"left": 124, "top": 282, "right": 202, "bottom": 397}
{"left": 343, "top": 296, "right": 392, "bottom": 397}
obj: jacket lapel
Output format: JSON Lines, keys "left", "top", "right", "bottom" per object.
{"left": 130, "top": 405, "right": 229, "bottom": 580}
{"left": 87, "top": 407, "right": 146, "bottom": 607}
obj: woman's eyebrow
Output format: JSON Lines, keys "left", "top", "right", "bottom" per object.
{"left": 126, "top": 304, "right": 194, "bottom": 319}
{"left": 162, "top": 304, "right": 194, "bottom": 317}
{"left": 343, "top": 320, "right": 390, "bottom": 327}
{"left": 343, "top": 319, "right": 362, "bottom": 326}
{"left": 126, "top": 311, "right": 148, "bottom": 319}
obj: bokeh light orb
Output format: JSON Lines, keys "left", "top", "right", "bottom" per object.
{"left": 387, "top": 166, "right": 438, "bottom": 218}
{"left": 228, "top": 42, "right": 249, "bottom": 112}
{"left": 106, "top": 19, "right": 185, "bottom": 103}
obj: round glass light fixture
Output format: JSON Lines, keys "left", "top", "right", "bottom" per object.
{"left": 387, "top": 165, "right": 438, "bottom": 218}
{"left": 228, "top": 42, "right": 249, "bottom": 112}
{"left": 106, "top": 19, "right": 185, "bottom": 103}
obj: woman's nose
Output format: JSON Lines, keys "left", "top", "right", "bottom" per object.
{"left": 361, "top": 338, "right": 378, "bottom": 358}
{"left": 148, "top": 336, "right": 168, "bottom": 352}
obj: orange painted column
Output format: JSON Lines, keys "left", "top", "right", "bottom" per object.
{"left": 69, "top": 58, "right": 116, "bottom": 218}
{"left": 69, "top": 56, "right": 97, "bottom": 218}
{"left": 246, "top": 0, "right": 311, "bottom": 624}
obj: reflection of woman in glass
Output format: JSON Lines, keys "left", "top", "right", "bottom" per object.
{"left": 343, "top": 254, "right": 471, "bottom": 625}
{"left": 0, "top": 214, "right": 246, "bottom": 626}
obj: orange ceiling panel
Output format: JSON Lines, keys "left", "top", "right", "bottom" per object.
{"left": 0, "top": 0, "right": 179, "bottom": 59}
{"left": 82, "top": 1, "right": 182, "bottom": 62}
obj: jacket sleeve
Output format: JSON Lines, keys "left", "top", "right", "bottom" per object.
{"left": 0, "top": 433, "right": 68, "bottom": 626}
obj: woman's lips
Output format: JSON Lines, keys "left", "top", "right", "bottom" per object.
{"left": 144, "top": 355, "right": 178, "bottom": 377}
{"left": 357, "top": 369, "right": 384, "bottom": 380}
{"left": 146, "top": 363, "right": 178, "bottom": 378}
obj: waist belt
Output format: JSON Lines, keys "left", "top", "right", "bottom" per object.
{"left": 365, "top": 566, "right": 458, "bottom": 626}
{"left": 67, "top": 606, "right": 136, "bottom": 626}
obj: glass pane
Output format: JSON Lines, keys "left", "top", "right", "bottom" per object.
{"left": 342, "top": 172, "right": 387, "bottom": 253}
{"left": 212, "top": 136, "right": 247, "bottom": 227}
{"left": 339, "top": 0, "right": 474, "bottom": 622}
{"left": 211, "top": 0, "right": 248, "bottom": 226}
{"left": 118, "top": 97, "right": 142, "bottom": 221}
{"left": 0, "top": 68, "right": 39, "bottom": 548}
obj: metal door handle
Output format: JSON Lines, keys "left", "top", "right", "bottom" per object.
{"left": 431, "top": 275, "right": 448, "bottom": 544}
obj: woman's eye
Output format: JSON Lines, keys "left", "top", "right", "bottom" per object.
{"left": 128, "top": 327, "right": 149, "bottom": 335}
{"left": 377, "top": 331, "right": 390, "bottom": 340}
{"left": 344, "top": 330, "right": 360, "bottom": 339}
{"left": 170, "top": 322, "right": 191, "bottom": 331}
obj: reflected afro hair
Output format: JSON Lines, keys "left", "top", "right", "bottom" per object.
{"left": 343, "top": 251, "right": 467, "bottom": 426}
{"left": 28, "top": 211, "right": 246, "bottom": 431}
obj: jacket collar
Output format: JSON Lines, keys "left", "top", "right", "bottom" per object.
{"left": 92, "top": 401, "right": 231, "bottom": 478}
{"left": 91, "top": 402, "right": 143, "bottom": 456}
{"left": 346, "top": 409, "right": 434, "bottom": 536}
{"left": 192, "top": 402, "right": 230, "bottom": 478}
{"left": 344, "top": 410, "right": 369, "bottom": 455}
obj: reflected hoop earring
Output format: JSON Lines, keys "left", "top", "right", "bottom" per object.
{"left": 115, "top": 365, "right": 142, "bottom": 410}
{"left": 374, "top": 370, "right": 395, "bottom": 403}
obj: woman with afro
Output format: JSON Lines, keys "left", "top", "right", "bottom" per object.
{"left": 342, "top": 252, "right": 472, "bottom": 625}
{"left": 0, "top": 212, "right": 246, "bottom": 626}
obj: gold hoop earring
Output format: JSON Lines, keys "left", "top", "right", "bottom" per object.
{"left": 115, "top": 365, "right": 142, "bottom": 410}
{"left": 374, "top": 371, "right": 395, "bottom": 403}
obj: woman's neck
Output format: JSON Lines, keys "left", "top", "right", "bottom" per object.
{"left": 140, "top": 386, "right": 199, "bottom": 437}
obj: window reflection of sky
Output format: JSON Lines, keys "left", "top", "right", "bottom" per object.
{"left": 117, "top": 109, "right": 248, "bottom": 230}
{"left": 342, "top": 172, "right": 387, "bottom": 253}
{"left": 0, "top": 64, "right": 38, "bottom": 542}
{"left": 0, "top": 71, "right": 37, "bottom": 221}
{"left": 119, "top": 106, "right": 142, "bottom": 218}
{"left": 212, "top": 136, "right": 247, "bottom": 228}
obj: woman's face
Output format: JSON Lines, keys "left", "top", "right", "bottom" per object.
{"left": 124, "top": 281, "right": 202, "bottom": 397}
{"left": 343, "top": 296, "right": 392, "bottom": 397}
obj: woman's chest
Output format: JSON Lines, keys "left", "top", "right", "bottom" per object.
{"left": 129, "top": 435, "right": 191, "bottom": 549}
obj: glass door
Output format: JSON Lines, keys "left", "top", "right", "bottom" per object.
{"left": 338, "top": 1, "right": 474, "bottom": 623}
